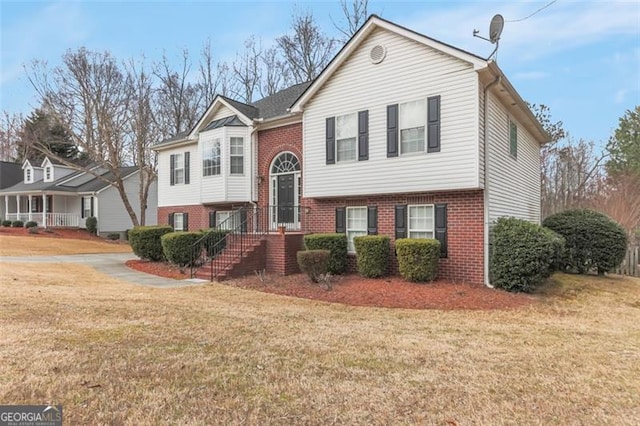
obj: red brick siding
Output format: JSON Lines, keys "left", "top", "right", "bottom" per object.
{"left": 266, "top": 234, "right": 304, "bottom": 275}
{"left": 303, "top": 190, "right": 485, "bottom": 285}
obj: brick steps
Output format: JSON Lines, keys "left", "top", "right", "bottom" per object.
{"left": 194, "top": 239, "right": 266, "bottom": 281}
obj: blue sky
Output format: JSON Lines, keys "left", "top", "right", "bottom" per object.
{"left": 1, "top": 0, "right": 639, "bottom": 146}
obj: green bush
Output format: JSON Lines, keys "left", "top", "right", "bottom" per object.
{"left": 543, "top": 209, "right": 628, "bottom": 274}
{"left": 11, "top": 220, "right": 23, "bottom": 228}
{"left": 304, "top": 233, "right": 348, "bottom": 274}
{"left": 354, "top": 235, "right": 389, "bottom": 278}
{"left": 161, "top": 231, "right": 203, "bottom": 267}
{"left": 200, "top": 229, "right": 230, "bottom": 257}
{"left": 107, "top": 232, "right": 121, "bottom": 241}
{"left": 395, "top": 239, "right": 441, "bottom": 282}
{"left": 297, "top": 250, "right": 330, "bottom": 283}
{"left": 85, "top": 216, "right": 98, "bottom": 235}
{"left": 128, "top": 225, "right": 173, "bottom": 261}
{"left": 24, "top": 221, "right": 38, "bottom": 229}
{"left": 544, "top": 228, "right": 566, "bottom": 273}
{"left": 2, "top": 220, "right": 11, "bottom": 227}
{"left": 491, "top": 217, "right": 563, "bottom": 293}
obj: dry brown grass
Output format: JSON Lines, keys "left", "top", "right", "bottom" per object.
{"left": 1, "top": 264, "right": 639, "bottom": 425}
{"left": 0, "top": 235, "right": 132, "bottom": 256}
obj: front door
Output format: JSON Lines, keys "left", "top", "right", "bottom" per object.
{"left": 277, "top": 174, "right": 295, "bottom": 224}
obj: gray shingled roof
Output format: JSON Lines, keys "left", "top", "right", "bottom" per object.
{"left": 203, "top": 115, "right": 246, "bottom": 131}
{"left": 220, "top": 96, "right": 259, "bottom": 120}
{"left": 0, "top": 166, "right": 139, "bottom": 194}
{"left": 251, "top": 81, "right": 312, "bottom": 119}
{"left": 0, "top": 161, "right": 22, "bottom": 189}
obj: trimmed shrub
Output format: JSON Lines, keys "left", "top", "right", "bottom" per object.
{"left": 2, "top": 220, "right": 11, "bottom": 227}
{"left": 544, "top": 228, "right": 566, "bottom": 273}
{"left": 395, "top": 239, "right": 440, "bottom": 282}
{"left": 107, "top": 232, "right": 121, "bottom": 241}
{"left": 85, "top": 216, "right": 98, "bottom": 235}
{"left": 200, "top": 229, "right": 230, "bottom": 257}
{"left": 491, "top": 217, "right": 562, "bottom": 293}
{"left": 353, "top": 235, "right": 390, "bottom": 278}
{"left": 24, "top": 221, "right": 38, "bottom": 229}
{"left": 304, "top": 233, "right": 348, "bottom": 274}
{"left": 128, "top": 225, "right": 173, "bottom": 261}
{"left": 543, "top": 209, "right": 628, "bottom": 274}
{"left": 297, "top": 250, "right": 330, "bottom": 283}
{"left": 161, "top": 231, "right": 203, "bottom": 267}
{"left": 11, "top": 220, "right": 24, "bottom": 228}
{"left": 28, "top": 226, "right": 39, "bottom": 234}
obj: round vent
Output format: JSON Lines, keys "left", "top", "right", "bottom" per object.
{"left": 369, "top": 45, "right": 386, "bottom": 64}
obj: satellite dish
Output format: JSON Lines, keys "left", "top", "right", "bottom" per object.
{"left": 489, "top": 14, "right": 504, "bottom": 44}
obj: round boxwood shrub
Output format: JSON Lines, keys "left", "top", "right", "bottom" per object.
{"left": 24, "top": 221, "right": 38, "bottom": 229}
{"left": 303, "top": 233, "right": 348, "bottom": 274}
{"left": 11, "top": 220, "right": 24, "bottom": 228}
{"left": 128, "top": 225, "right": 173, "bottom": 261}
{"left": 297, "top": 249, "right": 330, "bottom": 283}
{"left": 161, "top": 231, "right": 203, "bottom": 267}
{"left": 491, "top": 217, "right": 563, "bottom": 293}
{"left": 543, "top": 209, "right": 628, "bottom": 274}
{"left": 2, "top": 220, "right": 11, "bottom": 227}
{"left": 85, "top": 216, "right": 98, "bottom": 235}
{"left": 395, "top": 238, "right": 440, "bottom": 282}
{"left": 354, "top": 235, "right": 389, "bottom": 278}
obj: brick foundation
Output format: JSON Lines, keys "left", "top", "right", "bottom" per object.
{"left": 266, "top": 233, "right": 304, "bottom": 275}
{"left": 303, "top": 190, "right": 485, "bottom": 285}
{"left": 158, "top": 203, "right": 251, "bottom": 231}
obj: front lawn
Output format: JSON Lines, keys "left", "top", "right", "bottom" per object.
{"left": 0, "top": 232, "right": 132, "bottom": 256}
{"left": 0, "top": 264, "right": 638, "bottom": 424}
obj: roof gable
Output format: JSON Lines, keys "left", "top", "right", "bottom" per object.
{"left": 188, "top": 96, "right": 256, "bottom": 138}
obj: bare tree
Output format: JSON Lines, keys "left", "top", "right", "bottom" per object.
{"left": 197, "top": 39, "right": 220, "bottom": 110}
{"left": 232, "top": 36, "right": 262, "bottom": 103}
{"left": 277, "top": 10, "right": 337, "bottom": 84}
{"left": 259, "top": 47, "right": 291, "bottom": 98}
{"left": 332, "top": 0, "right": 369, "bottom": 41}
{"left": 0, "top": 111, "right": 24, "bottom": 161}
{"left": 25, "top": 48, "right": 150, "bottom": 227}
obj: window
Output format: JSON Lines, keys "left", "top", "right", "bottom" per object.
{"left": 336, "top": 113, "right": 357, "bottom": 162}
{"left": 400, "top": 99, "right": 427, "bottom": 154}
{"left": 509, "top": 120, "right": 518, "bottom": 158}
{"left": 173, "top": 153, "right": 185, "bottom": 184}
{"left": 45, "top": 167, "right": 52, "bottom": 181}
{"left": 229, "top": 137, "right": 244, "bottom": 175}
{"left": 25, "top": 168, "right": 32, "bottom": 183}
{"left": 408, "top": 205, "right": 434, "bottom": 239}
{"left": 82, "top": 197, "right": 92, "bottom": 219}
{"left": 173, "top": 213, "right": 185, "bottom": 231}
{"left": 346, "top": 206, "right": 367, "bottom": 253}
{"left": 203, "top": 138, "right": 221, "bottom": 176}
{"left": 216, "top": 211, "right": 240, "bottom": 230}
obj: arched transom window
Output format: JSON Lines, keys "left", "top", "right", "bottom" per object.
{"left": 271, "top": 152, "right": 300, "bottom": 175}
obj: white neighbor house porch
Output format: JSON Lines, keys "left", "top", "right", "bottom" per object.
{"left": 4, "top": 193, "right": 82, "bottom": 228}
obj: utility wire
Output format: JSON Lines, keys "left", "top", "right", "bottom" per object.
{"left": 506, "top": 0, "right": 558, "bottom": 23}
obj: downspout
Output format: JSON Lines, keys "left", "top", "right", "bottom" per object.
{"left": 250, "top": 120, "right": 262, "bottom": 233}
{"left": 483, "top": 74, "right": 501, "bottom": 288}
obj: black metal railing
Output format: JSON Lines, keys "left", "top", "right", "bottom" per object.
{"left": 189, "top": 205, "right": 306, "bottom": 280}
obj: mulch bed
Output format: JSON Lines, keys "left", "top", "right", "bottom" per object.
{"left": 126, "top": 259, "right": 535, "bottom": 310}
{"left": 0, "top": 226, "right": 121, "bottom": 242}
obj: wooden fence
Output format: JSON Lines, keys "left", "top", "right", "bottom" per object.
{"left": 615, "top": 246, "right": 639, "bottom": 277}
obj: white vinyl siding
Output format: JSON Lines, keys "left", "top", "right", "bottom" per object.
{"left": 97, "top": 174, "right": 158, "bottom": 233}
{"left": 486, "top": 92, "right": 541, "bottom": 224}
{"left": 303, "top": 27, "right": 479, "bottom": 198}
{"left": 408, "top": 205, "right": 434, "bottom": 239}
{"left": 400, "top": 99, "right": 427, "bottom": 154}
{"left": 346, "top": 206, "right": 367, "bottom": 253}
{"left": 336, "top": 113, "right": 357, "bottom": 162}
{"left": 157, "top": 144, "right": 199, "bottom": 207}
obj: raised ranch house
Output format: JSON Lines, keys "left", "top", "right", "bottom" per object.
{"left": 154, "top": 15, "right": 548, "bottom": 285}
{"left": 0, "top": 157, "right": 157, "bottom": 237}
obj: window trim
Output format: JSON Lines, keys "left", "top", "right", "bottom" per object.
{"left": 229, "top": 137, "right": 244, "bottom": 175}
{"left": 173, "top": 213, "right": 185, "bottom": 231}
{"left": 82, "top": 197, "right": 92, "bottom": 219}
{"left": 346, "top": 206, "right": 368, "bottom": 253}
{"left": 203, "top": 138, "right": 221, "bottom": 177}
{"left": 509, "top": 119, "right": 518, "bottom": 159}
{"left": 335, "top": 112, "right": 357, "bottom": 163}
{"left": 399, "top": 99, "right": 427, "bottom": 155}
{"left": 407, "top": 204, "right": 435, "bottom": 239}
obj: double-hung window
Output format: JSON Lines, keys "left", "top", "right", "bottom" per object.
{"left": 399, "top": 99, "right": 427, "bottom": 154}
{"left": 346, "top": 206, "right": 367, "bottom": 253}
{"left": 82, "top": 197, "right": 92, "bottom": 219}
{"left": 408, "top": 205, "right": 434, "bottom": 239}
{"left": 173, "top": 213, "right": 185, "bottom": 231}
{"left": 45, "top": 167, "right": 52, "bottom": 181}
{"left": 336, "top": 113, "right": 357, "bottom": 162}
{"left": 25, "top": 168, "right": 32, "bottom": 182}
{"left": 216, "top": 210, "right": 239, "bottom": 231}
{"left": 203, "top": 138, "right": 221, "bottom": 176}
{"left": 230, "top": 137, "right": 244, "bottom": 175}
{"left": 173, "top": 153, "right": 185, "bottom": 184}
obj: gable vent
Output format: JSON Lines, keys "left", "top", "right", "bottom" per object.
{"left": 369, "top": 45, "right": 386, "bottom": 64}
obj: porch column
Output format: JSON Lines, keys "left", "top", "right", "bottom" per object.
{"left": 42, "top": 194, "right": 48, "bottom": 229}
{"left": 16, "top": 195, "right": 20, "bottom": 220}
{"left": 4, "top": 195, "right": 8, "bottom": 218}
{"left": 28, "top": 195, "right": 33, "bottom": 222}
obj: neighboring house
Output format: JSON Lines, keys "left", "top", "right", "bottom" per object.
{"left": 154, "top": 15, "right": 548, "bottom": 285}
{"left": 0, "top": 156, "right": 157, "bottom": 236}
{"left": 0, "top": 161, "right": 23, "bottom": 218}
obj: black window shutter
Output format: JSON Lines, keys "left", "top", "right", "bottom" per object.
{"left": 395, "top": 204, "right": 407, "bottom": 239}
{"left": 326, "top": 117, "right": 335, "bottom": 164}
{"left": 427, "top": 95, "right": 441, "bottom": 153}
{"left": 170, "top": 154, "right": 175, "bottom": 186}
{"left": 239, "top": 209, "right": 247, "bottom": 233}
{"left": 367, "top": 205, "right": 377, "bottom": 235}
{"left": 90, "top": 197, "right": 94, "bottom": 217}
{"left": 183, "top": 213, "right": 189, "bottom": 231}
{"left": 209, "top": 211, "right": 217, "bottom": 228}
{"left": 80, "top": 196, "right": 84, "bottom": 218}
{"left": 435, "top": 203, "right": 448, "bottom": 258}
{"left": 358, "top": 110, "right": 369, "bottom": 161}
{"left": 168, "top": 213, "right": 174, "bottom": 228}
{"left": 184, "top": 152, "right": 190, "bottom": 184}
{"left": 335, "top": 207, "right": 346, "bottom": 233}
{"left": 387, "top": 104, "right": 399, "bottom": 157}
